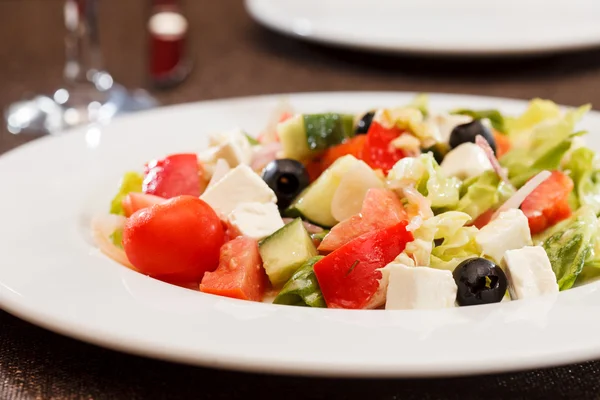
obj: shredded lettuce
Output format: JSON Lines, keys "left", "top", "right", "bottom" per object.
{"left": 397, "top": 211, "right": 479, "bottom": 270}
{"left": 451, "top": 109, "right": 505, "bottom": 133}
{"left": 455, "top": 171, "right": 514, "bottom": 220}
{"left": 109, "top": 172, "right": 144, "bottom": 215}
{"left": 541, "top": 206, "right": 597, "bottom": 290}
{"left": 563, "top": 147, "right": 600, "bottom": 215}
{"left": 500, "top": 100, "right": 590, "bottom": 187}
{"left": 273, "top": 257, "right": 326, "bottom": 308}
{"left": 387, "top": 153, "right": 461, "bottom": 209}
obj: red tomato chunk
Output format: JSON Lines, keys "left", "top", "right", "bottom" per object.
{"left": 200, "top": 237, "right": 268, "bottom": 302}
{"left": 314, "top": 221, "right": 413, "bottom": 309}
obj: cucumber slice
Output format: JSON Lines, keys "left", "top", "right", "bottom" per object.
{"left": 285, "top": 155, "right": 360, "bottom": 227}
{"left": 278, "top": 113, "right": 355, "bottom": 161}
{"left": 278, "top": 114, "right": 312, "bottom": 161}
{"left": 303, "top": 113, "right": 354, "bottom": 151}
{"left": 259, "top": 218, "right": 318, "bottom": 286}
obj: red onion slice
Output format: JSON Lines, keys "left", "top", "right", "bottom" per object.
{"left": 491, "top": 170, "right": 552, "bottom": 220}
{"left": 250, "top": 142, "right": 282, "bottom": 172}
{"left": 283, "top": 217, "right": 324, "bottom": 234}
{"left": 475, "top": 135, "right": 514, "bottom": 191}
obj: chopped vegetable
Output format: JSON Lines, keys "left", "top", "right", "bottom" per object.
{"left": 361, "top": 122, "right": 407, "bottom": 173}
{"left": 563, "top": 147, "right": 600, "bottom": 214}
{"left": 456, "top": 171, "right": 514, "bottom": 221}
{"left": 314, "top": 221, "right": 413, "bottom": 309}
{"left": 303, "top": 113, "right": 355, "bottom": 151}
{"left": 200, "top": 237, "right": 268, "bottom": 301}
{"left": 273, "top": 257, "right": 326, "bottom": 307}
{"left": 451, "top": 109, "right": 506, "bottom": 133}
{"left": 521, "top": 170, "right": 573, "bottom": 235}
{"left": 542, "top": 206, "right": 597, "bottom": 290}
{"left": 143, "top": 153, "right": 202, "bottom": 198}
{"left": 109, "top": 172, "right": 144, "bottom": 215}
{"left": 387, "top": 153, "right": 461, "bottom": 209}
{"left": 319, "top": 188, "right": 408, "bottom": 253}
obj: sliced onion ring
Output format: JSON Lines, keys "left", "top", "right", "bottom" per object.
{"left": 491, "top": 170, "right": 552, "bottom": 220}
{"left": 475, "top": 135, "right": 514, "bottom": 191}
{"left": 91, "top": 215, "right": 137, "bottom": 271}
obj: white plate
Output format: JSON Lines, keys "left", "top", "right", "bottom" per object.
{"left": 1, "top": 92, "right": 600, "bottom": 378}
{"left": 245, "top": 0, "right": 600, "bottom": 56}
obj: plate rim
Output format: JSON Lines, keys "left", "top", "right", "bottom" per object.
{"left": 1, "top": 91, "right": 600, "bottom": 378}
{"left": 244, "top": 0, "right": 600, "bottom": 56}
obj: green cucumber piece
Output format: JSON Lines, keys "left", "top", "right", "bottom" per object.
{"left": 285, "top": 155, "right": 359, "bottom": 227}
{"left": 278, "top": 113, "right": 355, "bottom": 161}
{"left": 259, "top": 218, "right": 318, "bottom": 286}
{"left": 273, "top": 256, "right": 326, "bottom": 307}
{"left": 303, "top": 113, "right": 354, "bottom": 151}
{"left": 278, "top": 114, "right": 312, "bottom": 161}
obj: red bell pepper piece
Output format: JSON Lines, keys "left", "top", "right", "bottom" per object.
{"left": 361, "top": 122, "right": 406, "bottom": 173}
{"left": 314, "top": 221, "right": 413, "bottom": 309}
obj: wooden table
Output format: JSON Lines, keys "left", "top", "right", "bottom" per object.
{"left": 2, "top": 1, "right": 600, "bottom": 398}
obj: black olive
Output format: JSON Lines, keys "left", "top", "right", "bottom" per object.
{"left": 424, "top": 143, "right": 450, "bottom": 164}
{"left": 355, "top": 111, "right": 375, "bottom": 134}
{"left": 261, "top": 159, "right": 309, "bottom": 210}
{"left": 453, "top": 257, "right": 507, "bottom": 306}
{"left": 449, "top": 120, "right": 496, "bottom": 154}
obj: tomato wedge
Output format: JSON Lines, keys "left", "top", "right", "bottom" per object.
{"left": 520, "top": 170, "right": 573, "bottom": 235}
{"left": 319, "top": 188, "right": 408, "bottom": 252}
{"left": 361, "top": 122, "right": 406, "bottom": 173}
{"left": 200, "top": 237, "right": 268, "bottom": 301}
{"left": 122, "top": 192, "right": 166, "bottom": 217}
{"left": 314, "top": 221, "right": 413, "bottom": 309}
{"left": 143, "top": 153, "right": 202, "bottom": 198}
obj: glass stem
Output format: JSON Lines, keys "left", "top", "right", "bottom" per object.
{"left": 63, "top": 0, "right": 106, "bottom": 87}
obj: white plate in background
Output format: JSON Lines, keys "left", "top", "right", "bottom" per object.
{"left": 0, "top": 92, "right": 599, "bottom": 378}
{"left": 245, "top": 0, "right": 600, "bottom": 56}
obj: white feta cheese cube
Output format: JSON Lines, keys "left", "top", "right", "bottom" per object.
{"left": 200, "top": 165, "right": 276, "bottom": 217}
{"left": 475, "top": 209, "right": 532, "bottom": 264}
{"left": 228, "top": 202, "right": 284, "bottom": 240}
{"left": 206, "top": 158, "right": 231, "bottom": 189}
{"left": 207, "top": 128, "right": 253, "bottom": 167}
{"left": 503, "top": 246, "right": 559, "bottom": 300}
{"left": 385, "top": 264, "right": 457, "bottom": 310}
{"left": 428, "top": 113, "right": 473, "bottom": 143}
{"left": 440, "top": 142, "right": 492, "bottom": 180}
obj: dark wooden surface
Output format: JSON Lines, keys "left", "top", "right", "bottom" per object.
{"left": 3, "top": 0, "right": 600, "bottom": 398}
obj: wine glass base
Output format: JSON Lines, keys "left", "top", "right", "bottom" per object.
{"left": 5, "top": 83, "right": 158, "bottom": 136}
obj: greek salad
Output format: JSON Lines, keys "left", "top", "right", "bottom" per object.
{"left": 93, "top": 95, "right": 600, "bottom": 310}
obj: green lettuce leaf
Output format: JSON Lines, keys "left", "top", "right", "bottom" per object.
{"left": 407, "top": 93, "right": 429, "bottom": 117}
{"left": 273, "top": 257, "right": 326, "bottom": 307}
{"left": 455, "top": 171, "right": 514, "bottom": 220}
{"left": 397, "top": 211, "right": 478, "bottom": 270}
{"left": 563, "top": 147, "right": 600, "bottom": 214}
{"left": 430, "top": 226, "right": 480, "bottom": 271}
{"left": 451, "top": 109, "right": 505, "bottom": 132}
{"left": 387, "top": 153, "right": 461, "bottom": 209}
{"left": 109, "top": 172, "right": 144, "bottom": 215}
{"left": 542, "top": 206, "right": 597, "bottom": 290}
{"left": 500, "top": 100, "right": 590, "bottom": 187}
{"left": 110, "top": 228, "right": 124, "bottom": 249}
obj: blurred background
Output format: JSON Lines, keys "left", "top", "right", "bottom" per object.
{"left": 2, "top": 0, "right": 600, "bottom": 148}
